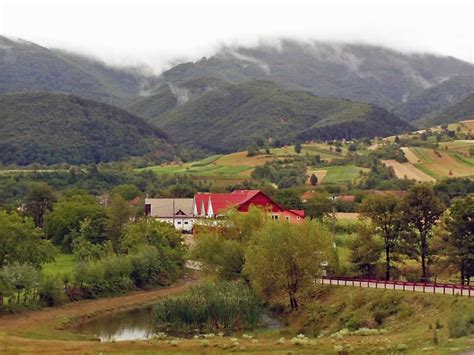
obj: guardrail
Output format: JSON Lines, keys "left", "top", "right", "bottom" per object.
{"left": 321, "top": 276, "right": 473, "bottom": 297}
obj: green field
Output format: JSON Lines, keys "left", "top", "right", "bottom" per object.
{"left": 321, "top": 165, "right": 367, "bottom": 184}
{"left": 271, "top": 144, "right": 346, "bottom": 159}
{"left": 42, "top": 254, "right": 75, "bottom": 277}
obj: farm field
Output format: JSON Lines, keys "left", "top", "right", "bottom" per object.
{"left": 269, "top": 143, "right": 347, "bottom": 160}
{"left": 402, "top": 146, "right": 473, "bottom": 179}
{"left": 311, "top": 165, "right": 368, "bottom": 185}
{"left": 382, "top": 159, "right": 435, "bottom": 182}
{"left": 139, "top": 153, "right": 263, "bottom": 178}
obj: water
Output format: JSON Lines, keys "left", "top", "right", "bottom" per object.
{"left": 74, "top": 306, "right": 155, "bottom": 341}
{"left": 73, "top": 306, "right": 283, "bottom": 342}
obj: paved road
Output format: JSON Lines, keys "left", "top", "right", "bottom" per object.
{"left": 320, "top": 278, "right": 473, "bottom": 297}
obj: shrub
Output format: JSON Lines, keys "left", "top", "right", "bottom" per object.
{"left": 153, "top": 281, "right": 262, "bottom": 333}
{"left": 38, "top": 276, "right": 67, "bottom": 307}
{"left": 448, "top": 303, "right": 474, "bottom": 338}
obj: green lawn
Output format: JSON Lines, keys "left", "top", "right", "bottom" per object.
{"left": 43, "top": 254, "right": 75, "bottom": 277}
{"left": 322, "top": 165, "right": 367, "bottom": 184}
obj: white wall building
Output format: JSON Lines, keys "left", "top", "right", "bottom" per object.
{"left": 145, "top": 198, "right": 195, "bottom": 233}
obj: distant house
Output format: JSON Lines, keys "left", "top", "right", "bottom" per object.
{"left": 193, "top": 190, "right": 305, "bottom": 223}
{"left": 145, "top": 198, "right": 195, "bottom": 232}
{"left": 145, "top": 190, "right": 305, "bottom": 233}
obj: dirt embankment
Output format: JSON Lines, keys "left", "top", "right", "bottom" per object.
{"left": 0, "top": 273, "right": 199, "bottom": 354}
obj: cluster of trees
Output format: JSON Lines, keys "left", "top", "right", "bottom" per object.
{"left": 351, "top": 185, "right": 473, "bottom": 284}
{"left": 192, "top": 207, "right": 333, "bottom": 310}
{"left": 0, "top": 167, "right": 210, "bottom": 210}
{"left": 0, "top": 186, "right": 186, "bottom": 312}
{"left": 251, "top": 159, "right": 307, "bottom": 188}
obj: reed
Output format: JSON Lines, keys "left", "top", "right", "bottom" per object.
{"left": 153, "top": 281, "right": 261, "bottom": 333}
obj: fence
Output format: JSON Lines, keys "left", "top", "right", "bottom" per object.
{"left": 321, "top": 276, "right": 474, "bottom": 297}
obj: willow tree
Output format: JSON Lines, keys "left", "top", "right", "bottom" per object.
{"left": 359, "top": 194, "right": 403, "bottom": 280}
{"left": 244, "top": 219, "right": 332, "bottom": 310}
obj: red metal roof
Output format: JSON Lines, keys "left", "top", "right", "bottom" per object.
{"left": 194, "top": 190, "right": 272, "bottom": 216}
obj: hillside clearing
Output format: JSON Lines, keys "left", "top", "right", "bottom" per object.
{"left": 382, "top": 159, "right": 436, "bottom": 182}
{"left": 306, "top": 169, "right": 327, "bottom": 184}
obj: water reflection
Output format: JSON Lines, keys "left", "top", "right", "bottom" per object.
{"left": 74, "top": 306, "right": 155, "bottom": 341}
{"left": 74, "top": 305, "right": 283, "bottom": 342}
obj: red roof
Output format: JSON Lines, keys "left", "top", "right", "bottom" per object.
{"left": 194, "top": 190, "right": 261, "bottom": 215}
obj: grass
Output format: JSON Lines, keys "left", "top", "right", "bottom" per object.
{"left": 321, "top": 165, "right": 367, "bottom": 184}
{"left": 42, "top": 254, "right": 75, "bottom": 277}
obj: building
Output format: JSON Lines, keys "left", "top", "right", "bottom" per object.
{"left": 145, "top": 190, "right": 305, "bottom": 233}
{"left": 193, "top": 190, "right": 304, "bottom": 222}
{"left": 145, "top": 198, "right": 194, "bottom": 232}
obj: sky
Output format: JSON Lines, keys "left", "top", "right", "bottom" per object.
{"left": 1, "top": 0, "right": 473, "bottom": 72}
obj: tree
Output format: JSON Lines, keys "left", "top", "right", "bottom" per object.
{"left": 24, "top": 183, "right": 56, "bottom": 228}
{"left": 359, "top": 194, "right": 404, "bottom": 280}
{"left": 335, "top": 146, "right": 342, "bottom": 153}
{"left": 294, "top": 143, "right": 302, "bottom": 154}
{"left": 435, "top": 194, "right": 474, "bottom": 284}
{"left": 394, "top": 136, "right": 400, "bottom": 144}
{"left": 244, "top": 220, "right": 332, "bottom": 310}
{"left": 43, "top": 192, "right": 106, "bottom": 251}
{"left": 111, "top": 184, "right": 141, "bottom": 201}
{"left": 192, "top": 207, "right": 268, "bottom": 279}
{"left": 348, "top": 221, "right": 382, "bottom": 277}
{"left": 348, "top": 144, "right": 357, "bottom": 152}
{"left": 310, "top": 173, "right": 318, "bottom": 186}
{"left": 401, "top": 184, "right": 445, "bottom": 280}
{"left": 304, "top": 192, "right": 332, "bottom": 219}
{"left": 247, "top": 145, "right": 258, "bottom": 157}
{"left": 274, "top": 189, "right": 303, "bottom": 209}
{"left": 0, "top": 211, "right": 57, "bottom": 311}
{"left": 106, "top": 194, "right": 133, "bottom": 251}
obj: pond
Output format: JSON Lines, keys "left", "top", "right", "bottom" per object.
{"left": 73, "top": 306, "right": 283, "bottom": 342}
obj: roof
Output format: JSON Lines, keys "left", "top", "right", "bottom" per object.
{"left": 145, "top": 198, "right": 194, "bottom": 217}
{"left": 194, "top": 190, "right": 260, "bottom": 216}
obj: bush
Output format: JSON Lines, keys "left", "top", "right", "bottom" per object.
{"left": 38, "top": 276, "right": 67, "bottom": 307}
{"left": 153, "top": 281, "right": 262, "bottom": 333}
{"left": 448, "top": 303, "right": 474, "bottom": 338}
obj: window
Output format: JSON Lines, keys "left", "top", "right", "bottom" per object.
{"left": 184, "top": 221, "right": 189, "bottom": 225}
{"left": 297, "top": 216, "right": 301, "bottom": 220}
{"left": 177, "top": 221, "right": 182, "bottom": 224}
{"left": 271, "top": 215, "right": 279, "bottom": 220}
{"left": 285, "top": 216, "right": 290, "bottom": 221}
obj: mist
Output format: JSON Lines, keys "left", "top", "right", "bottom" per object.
{"left": 2, "top": 1, "right": 472, "bottom": 74}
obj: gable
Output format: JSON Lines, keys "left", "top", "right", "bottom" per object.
{"left": 237, "top": 191, "right": 283, "bottom": 212}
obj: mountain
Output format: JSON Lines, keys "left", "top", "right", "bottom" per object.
{"left": 149, "top": 80, "right": 412, "bottom": 152}
{"left": 0, "top": 92, "right": 176, "bottom": 165}
{"left": 393, "top": 76, "right": 474, "bottom": 122}
{"left": 125, "top": 77, "right": 228, "bottom": 119}
{"left": 153, "top": 40, "right": 474, "bottom": 109}
{"left": 0, "top": 36, "right": 152, "bottom": 105}
{"left": 418, "top": 93, "right": 474, "bottom": 127}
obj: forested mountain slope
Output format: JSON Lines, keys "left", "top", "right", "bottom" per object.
{"left": 0, "top": 92, "right": 176, "bottom": 165}
{"left": 151, "top": 80, "right": 412, "bottom": 152}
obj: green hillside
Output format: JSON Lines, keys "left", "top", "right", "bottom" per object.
{"left": 0, "top": 92, "right": 176, "bottom": 165}
{"left": 394, "top": 75, "right": 474, "bottom": 122}
{"left": 0, "top": 36, "right": 148, "bottom": 105}
{"left": 151, "top": 80, "right": 412, "bottom": 152}
{"left": 418, "top": 92, "right": 474, "bottom": 127}
{"left": 125, "top": 77, "right": 227, "bottom": 119}
{"left": 155, "top": 40, "right": 474, "bottom": 108}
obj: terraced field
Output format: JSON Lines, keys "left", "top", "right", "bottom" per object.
{"left": 272, "top": 144, "right": 346, "bottom": 159}
{"left": 382, "top": 159, "right": 435, "bottom": 182}
{"left": 401, "top": 145, "right": 474, "bottom": 179}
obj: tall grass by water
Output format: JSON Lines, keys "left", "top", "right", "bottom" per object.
{"left": 153, "top": 281, "right": 261, "bottom": 333}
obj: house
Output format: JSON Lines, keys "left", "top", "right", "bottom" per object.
{"left": 193, "top": 190, "right": 305, "bottom": 223}
{"left": 144, "top": 198, "right": 195, "bottom": 232}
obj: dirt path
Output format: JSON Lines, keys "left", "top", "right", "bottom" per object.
{"left": 0, "top": 274, "right": 199, "bottom": 353}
